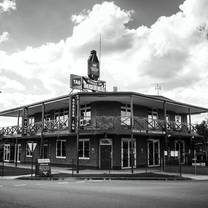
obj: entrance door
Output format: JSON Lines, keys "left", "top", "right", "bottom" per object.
{"left": 4, "top": 144, "right": 10, "bottom": 161}
{"left": 14, "top": 144, "right": 21, "bottom": 163}
{"left": 148, "top": 139, "right": 160, "bottom": 166}
{"left": 175, "top": 140, "right": 185, "bottom": 164}
{"left": 100, "top": 139, "right": 112, "bottom": 170}
{"left": 43, "top": 144, "right": 48, "bottom": 159}
{"left": 121, "top": 139, "right": 136, "bottom": 168}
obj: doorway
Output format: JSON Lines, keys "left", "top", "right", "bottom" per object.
{"left": 14, "top": 144, "right": 21, "bottom": 163}
{"left": 121, "top": 138, "right": 136, "bottom": 168}
{"left": 43, "top": 144, "right": 48, "bottom": 159}
{"left": 100, "top": 139, "right": 112, "bottom": 169}
{"left": 148, "top": 139, "right": 160, "bottom": 166}
{"left": 175, "top": 140, "right": 185, "bottom": 164}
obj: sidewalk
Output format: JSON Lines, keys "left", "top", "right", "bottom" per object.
{"left": 2, "top": 163, "right": 208, "bottom": 180}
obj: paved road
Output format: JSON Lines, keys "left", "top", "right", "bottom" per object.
{"left": 0, "top": 179, "right": 207, "bottom": 208}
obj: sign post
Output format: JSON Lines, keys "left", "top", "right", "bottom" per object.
{"left": 27, "top": 142, "right": 37, "bottom": 177}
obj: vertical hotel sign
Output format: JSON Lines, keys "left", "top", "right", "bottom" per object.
{"left": 71, "top": 96, "right": 77, "bottom": 132}
{"left": 22, "top": 107, "right": 28, "bottom": 135}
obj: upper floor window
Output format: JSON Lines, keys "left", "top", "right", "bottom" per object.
{"left": 121, "top": 104, "right": 131, "bottom": 126}
{"left": 175, "top": 115, "right": 182, "bottom": 129}
{"left": 54, "top": 111, "right": 68, "bottom": 122}
{"left": 80, "top": 105, "right": 91, "bottom": 127}
{"left": 166, "top": 114, "right": 170, "bottom": 129}
{"left": 44, "top": 114, "right": 51, "bottom": 122}
{"left": 54, "top": 110, "right": 69, "bottom": 128}
{"left": 148, "top": 111, "right": 158, "bottom": 129}
{"left": 28, "top": 116, "right": 35, "bottom": 126}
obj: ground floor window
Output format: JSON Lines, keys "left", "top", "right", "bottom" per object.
{"left": 79, "top": 139, "right": 90, "bottom": 159}
{"left": 26, "top": 143, "right": 32, "bottom": 157}
{"left": 56, "top": 140, "right": 66, "bottom": 158}
{"left": 4, "top": 144, "right": 10, "bottom": 161}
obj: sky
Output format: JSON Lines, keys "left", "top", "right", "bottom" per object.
{"left": 0, "top": 0, "right": 208, "bottom": 125}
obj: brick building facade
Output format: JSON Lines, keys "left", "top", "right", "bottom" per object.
{"left": 0, "top": 91, "right": 207, "bottom": 170}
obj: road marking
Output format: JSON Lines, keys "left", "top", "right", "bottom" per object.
{"left": 76, "top": 180, "right": 86, "bottom": 183}
{"left": 14, "top": 184, "right": 27, "bottom": 187}
{"left": 57, "top": 182, "right": 69, "bottom": 185}
{"left": 35, "top": 183, "right": 43, "bottom": 186}
{"left": 85, "top": 180, "right": 106, "bottom": 183}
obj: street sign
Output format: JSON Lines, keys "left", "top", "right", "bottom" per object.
{"left": 27, "top": 142, "right": 37, "bottom": 152}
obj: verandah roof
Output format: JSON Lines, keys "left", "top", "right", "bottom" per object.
{"left": 0, "top": 91, "right": 207, "bottom": 117}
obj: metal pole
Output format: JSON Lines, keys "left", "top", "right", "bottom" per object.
{"left": 15, "top": 138, "right": 18, "bottom": 167}
{"left": 76, "top": 95, "right": 80, "bottom": 174}
{"left": 40, "top": 103, "right": 45, "bottom": 159}
{"left": 31, "top": 141, "right": 34, "bottom": 177}
{"left": 15, "top": 110, "right": 21, "bottom": 167}
{"left": 130, "top": 95, "right": 134, "bottom": 174}
{"left": 179, "top": 141, "right": 182, "bottom": 177}
{"left": 68, "top": 95, "right": 72, "bottom": 134}
{"left": 188, "top": 108, "right": 192, "bottom": 133}
{"left": 2, "top": 138, "right": 4, "bottom": 176}
{"left": 194, "top": 149, "right": 197, "bottom": 175}
{"left": 163, "top": 101, "right": 167, "bottom": 171}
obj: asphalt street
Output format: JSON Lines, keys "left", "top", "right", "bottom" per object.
{"left": 0, "top": 179, "right": 207, "bottom": 208}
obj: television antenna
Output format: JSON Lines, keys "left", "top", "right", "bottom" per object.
{"left": 155, "top": 83, "right": 162, "bottom": 95}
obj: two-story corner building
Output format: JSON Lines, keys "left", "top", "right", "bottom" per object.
{"left": 0, "top": 91, "right": 207, "bottom": 170}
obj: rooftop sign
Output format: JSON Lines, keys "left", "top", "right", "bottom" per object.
{"left": 70, "top": 74, "right": 106, "bottom": 92}
{"left": 70, "top": 50, "right": 106, "bottom": 92}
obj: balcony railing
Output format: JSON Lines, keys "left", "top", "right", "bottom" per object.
{"left": 0, "top": 116, "right": 197, "bottom": 137}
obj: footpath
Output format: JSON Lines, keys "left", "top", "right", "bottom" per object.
{"left": 1, "top": 163, "right": 208, "bottom": 181}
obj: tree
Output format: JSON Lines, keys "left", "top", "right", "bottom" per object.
{"left": 195, "top": 120, "right": 208, "bottom": 163}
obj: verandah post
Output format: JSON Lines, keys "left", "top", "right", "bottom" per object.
{"left": 40, "top": 102, "right": 45, "bottom": 159}
{"left": 188, "top": 108, "right": 191, "bottom": 133}
{"left": 130, "top": 95, "right": 134, "bottom": 174}
{"left": 163, "top": 101, "right": 167, "bottom": 171}
{"left": 15, "top": 110, "right": 21, "bottom": 167}
{"left": 76, "top": 94, "right": 80, "bottom": 174}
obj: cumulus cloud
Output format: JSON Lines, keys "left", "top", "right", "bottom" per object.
{"left": 1, "top": 0, "right": 208, "bottom": 126}
{"left": 0, "top": 31, "right": 9, "bottom": 43}
{"left": 0, "top": 0, "right": 16, "bottom": 13}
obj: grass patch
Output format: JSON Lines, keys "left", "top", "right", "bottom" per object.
{"left": 0, "top": 165, "right": 31, "bottom": 176}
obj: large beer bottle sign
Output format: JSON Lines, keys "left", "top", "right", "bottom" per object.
{"left": 88, "top": 50, "right": 100, "bottom": 81}
{"left": 70, "top": 50, "right": 106, "bottom": 92}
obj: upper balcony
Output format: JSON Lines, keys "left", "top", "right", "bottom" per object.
{"left": 79, "top": 116, "right": 197, "bottom": 135}
{"left": 0, "top": 116, "right": 197, "bottom": 137}
{"left": 0, "top": 92, "right": 207, "bottom": 138}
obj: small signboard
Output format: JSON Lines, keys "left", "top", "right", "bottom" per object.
{"left": 36, "top": 158, "right": 51, "bottom": 177}
{"left": 70, "top": 74, "right": 83, "bottom": 90}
